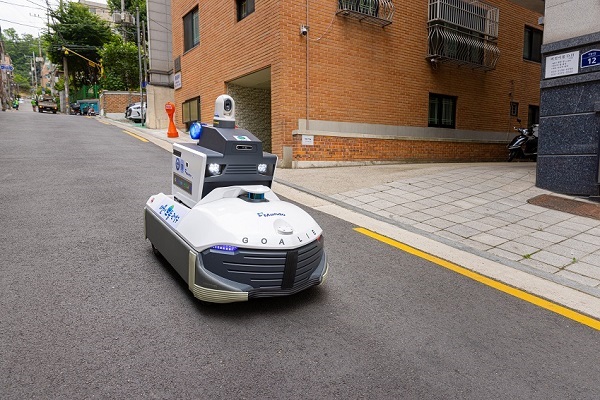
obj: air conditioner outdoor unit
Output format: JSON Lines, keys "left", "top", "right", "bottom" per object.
{"left": 112, "top": 13, "right": 122, "bottom": 23}
{"left": 122, "top": 13, "right": 134, "bottom": 24}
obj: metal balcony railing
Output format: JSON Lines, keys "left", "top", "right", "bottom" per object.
{"left": 428, "top": 0, "right": 498, "bottom": 37}
{"left": 427, "top": 0, "right": 500, "bottom": 70}
{"left": 337, "top": 0, "right": 395, "bottom": 27}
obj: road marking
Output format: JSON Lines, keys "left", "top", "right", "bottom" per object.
{"left": 355, "top": 227, "right": 600, "bottom": 331}
{"left": 123, "top": 130, "right": 149, "bottom": 142}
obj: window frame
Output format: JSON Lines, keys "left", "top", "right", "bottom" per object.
{"left": 182, "top": 96, "right": 201, "bottom": 130}
{"left": 236, "top": 0, "right": 255, "bottom": 22}
{"left": 428, "top": 93, "right": 457, "bottom": 129}
{"left": 183, "top": 7, "right": 199, "bottom": 52}
{"left": 510, "top": 101, "right": 519, "bottom": 117}
{"left": 523, "top": 26, "right": 542, "bottom": 63}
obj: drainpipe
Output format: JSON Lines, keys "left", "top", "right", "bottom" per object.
{"left": 306, "top": 0, "right": 309, "bottom": 133}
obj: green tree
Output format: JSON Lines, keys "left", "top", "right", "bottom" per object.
{"left": 0, "top": 28, "right": 41, "bottom": 89}
{"left": 107, "top": 0, "right": 147, "bottom": 44}
{"left": 99, "top": 39, "right": 140, "bottom": 90}
{"left": 43, "top": 2, "right": 114, "bottom": 90}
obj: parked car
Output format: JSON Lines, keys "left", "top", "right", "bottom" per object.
{"left": 125, "top": 102, "right": 146, "bottom": 123}
{"left": 38, "top": 95, "right": 58, "bottom": 114}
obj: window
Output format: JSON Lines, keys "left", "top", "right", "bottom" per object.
{"left": 523, "top": 26, "right": 542, "bottom": 62}
{"left": 528, "top": 105, "right": 539, "bottom": 127}
{"left": 183, "top": 7, "right": 199, "bottom": 52}
{"left": 182, "top": 97, "right": 200, "bottom": 130}
{"left": 428, "top": 93, "right": 457, "bottom": 129}
{"left": 510, "top": 102, "right": 519, "bottom": 117}
{"left": 237, "top": 0, "right": 255, "bottom": 21}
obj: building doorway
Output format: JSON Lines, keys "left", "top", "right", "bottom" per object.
{"left": 226, "top": 67, "right": 272, "bottom": 152}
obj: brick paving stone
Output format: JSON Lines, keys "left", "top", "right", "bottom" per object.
{"left": 556, "top": 270, "right": 600, "bottom": 287}
{"left": 580, "top": 253, "right": 600, "bottom": 267}
{"left": 529, "top": 230, "right": 567, "bottom": 244}
{"left": 441, "top": 214, "right": 472, "bottom": 224}
{"left": 545, "top": 243, "right": 593, "bottom": 261}
{"left": 444, "top": 224, "right": 481, "bottom": 238}
{"left": 573, "top": 232, "right": 600, "bottom": 246}
{"left": 559, "top": 238, "right": 599, "bottom": 254}
{"left": 396, "top": 192, "right": 426, "bottom": 202}
{"left": 385, "top": 204, "right": 414, "bottom": 215}
{"left": 497, "top": 198, "right": 525, "bottom": 207}
{"left": 367, "top": 199, "right": 397, "bottom": 210}
{"left": 355, "top": 194, "right": 381, "bottom": 203}
{"left": 477, "top": 216, "right": 509, "bottom": 228}
{"left": 520, "top": 258, "right": 561, "bottom": 274}
{"left": 462, "top": 238, "right": 493, "bottom": 251}
{"left": 515, "top": 218, "right": 554, "bottom": 230}
{"left": 457, "top": 187, "right": 483, "bottom": 196}
{"left": 497, "top": 241, "right": 539, "bottom": 257}
{"left": 435, "top": 230, "right": 465, "bottom": 242}
{"left": 404, "top": 211, "right": 434, "bottom": 223}
{"left": 389, "top": 214, "right": 419, "bottom": 225}
{"left": 341, "top": 198, "right": 364, "bottom": 207}
{"left": 513, "top": 235, "right": 554, "bottom": 250}
{"left": 330, "top": 194, "right": 348, "bottom": 201}
{"left": 469, "top": 205, "right": 500, "bottom": 216}
{"left": 488, "top": 247, "right": 525, "bottom": 261}
{"left": 470, "top": 232, "right": 508, "bottom": 247}
{"left": 432, "top": 203, "right": 464, "bottom": 213}
{"left": 517, "top": 203, "right": 547, "bottom": 214}
{"left": 355, "top": 187, "right": 379, "bottom": 195}
{"left": 359, "top": 204, "right": 381, "bottom": 213}
{"left": 527, "top": 210, "right": 572, "bottom": 225}
{"left": 440, "top": 183, "right": 463, "bottom": 191}
{"left": 340, "top": 190, "right": 363, "bottom": 198}
{"left": 450, "top": 200, "right": 478, "bottom": 211}
{"left": 565, "top": 262, "right": 600, "bottom": 280}
{"left": 428, "top": 186, "right": 454, "bottom": 195}
{"left": 530, "top": 250, "right": 573, "bottom": 267}
{"left": 455, "top": 210, "right": 486, "bottom": 221}
{"left": 542, "top": 224, "right": 581, "bottom": 238}
{"left": 463, "top": 220, "right": 496, "bottom": 232}
{"left": 402, "top": 201, "right": 431, "bottom": 211}
{"left": 568, "top": 215, "right": 600, "bottom": 227}
{"left": 495, "top": 213, "right": 525, "bottom": 224}
{"left": 505, "top": 207, "right": 536, "bottom": 218}
{"left": 420, "top": 207, "right": 453, "bottom": 218}
{"left": 427, "top": 218, "right": 456, "bottom": 229}
{"left": 555, "top": 219, "right": 598, "bottom": 232}
{"left": 413, "top": 222, "right": 441, "bottom": 233}
{"left": 372, "top": 192, "right": 401, "bottom": 203}
{"left": 371, "top": 185, "right": 394, "bottom": 192}
{"left": 586, "top": 226, "right": 600, "bottom": 236}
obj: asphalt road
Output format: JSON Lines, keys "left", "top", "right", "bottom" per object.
{"left": 1, "top": 108, "right": 599, "bottom": 399}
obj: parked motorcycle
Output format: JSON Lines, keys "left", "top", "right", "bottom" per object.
{"left": 508, "top": 120, "right": 538, "bottom": 161}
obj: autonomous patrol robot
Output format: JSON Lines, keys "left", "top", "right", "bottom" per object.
{"left": 144, "top": 95, "right": 328, "bottom": 303}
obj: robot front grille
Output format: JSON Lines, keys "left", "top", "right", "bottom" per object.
{"left": 224, "top": 164, "right": 256, "bottom": 174}
{"left": 202, "top": 239, "right": 324, "bottom": 290}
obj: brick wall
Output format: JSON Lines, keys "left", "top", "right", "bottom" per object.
{"left": 171, "top": 0, "right": 542, "bottom": 164}
{"left": 99, "top": 91, "right": 146, "bottom": 114}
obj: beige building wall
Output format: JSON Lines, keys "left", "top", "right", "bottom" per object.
{"left": 544, "top": 0, "right": 600, "bottom": 44}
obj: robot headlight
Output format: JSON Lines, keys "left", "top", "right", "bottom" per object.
{"left": 207, "top": 163, "right": 223, "bottom": 176}
{"left": 257, "top": 163, "right": 268, "bottom": 174}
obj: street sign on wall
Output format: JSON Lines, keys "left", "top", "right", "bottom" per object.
{"left": 0, "top": 64, "right": 14, "bottom": 71}
{"left": 580, "top": 49, "right": 600, "bottom": 68}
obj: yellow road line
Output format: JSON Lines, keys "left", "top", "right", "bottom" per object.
{"left": 122, "top": 130, "right": 149, "bottom": 142}
{"left": 354, "top": 227, "right": 600, "bottom": 331}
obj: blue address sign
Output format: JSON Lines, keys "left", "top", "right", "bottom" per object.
{"left": 581, "top": 49, "right": 600, "bottom": 68}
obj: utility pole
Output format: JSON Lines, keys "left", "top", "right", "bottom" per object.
{"left": 136, "top": 7, "right": 143, "bottom": 125}
{"left": 63, "top": 55, "right": 69, "bottom": 113}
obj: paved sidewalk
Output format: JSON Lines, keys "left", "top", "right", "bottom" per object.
{"left": 103, "top": 117, "right": 600, "bottom": 303}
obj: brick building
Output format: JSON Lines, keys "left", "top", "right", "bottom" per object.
{"left": 171, "top": 0, "right": 544, "bottom": 167}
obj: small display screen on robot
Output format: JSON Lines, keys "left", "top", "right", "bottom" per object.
{"left": 173, "top": 173, "right": 193, "bottom": 194}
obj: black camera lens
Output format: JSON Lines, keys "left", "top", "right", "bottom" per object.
{"left": 224, "top": 99, "right": 232, "bottom": 112}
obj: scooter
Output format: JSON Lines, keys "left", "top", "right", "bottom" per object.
{"left": 508, "top": 120, "right": 538, "bottom": 161}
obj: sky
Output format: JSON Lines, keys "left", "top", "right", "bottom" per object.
{"left": 0, "top": 0, "right": 107, "bottom": 38}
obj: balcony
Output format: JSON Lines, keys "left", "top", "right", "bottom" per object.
{"left": 336, "top": 0, "right": 395, "bottom": 27}
{"left": 427, "top": 0, "right": 500, "bottom": 70}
